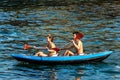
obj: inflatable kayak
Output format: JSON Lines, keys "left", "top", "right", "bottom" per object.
{"left": 11, "top": 51, "right": 113, "bottom": 65}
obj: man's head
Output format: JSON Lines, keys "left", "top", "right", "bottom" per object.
{"left": 73, "top": 32, "right": 84, "bottom": 40}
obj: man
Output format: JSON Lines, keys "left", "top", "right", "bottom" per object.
{"left": 63, "top": 32, "right": 84, "bottom": 56}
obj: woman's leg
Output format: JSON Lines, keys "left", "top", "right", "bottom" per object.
{"left": 35, "top": 51, "right": 48, "bottom": 56}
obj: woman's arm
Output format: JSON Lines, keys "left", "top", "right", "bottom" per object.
{"left": 46, "top": 47, "right": 55, "bottom": 53}
{"left": 33, "top": 46, "right": 46, "bottom": 50}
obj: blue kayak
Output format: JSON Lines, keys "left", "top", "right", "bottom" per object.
{"left": 11, "top": 51, "right": 113, "bottom": 65}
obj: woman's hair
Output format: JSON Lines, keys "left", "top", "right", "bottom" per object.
{"left": 47, "top": 34, "right": 54, "bottom": 42}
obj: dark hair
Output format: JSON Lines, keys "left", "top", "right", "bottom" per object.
{"left": 73, "top": 31, "right": 84, "bottom": 39}
{"left": 73, "top": 31, "right": 80, "bottom": 34}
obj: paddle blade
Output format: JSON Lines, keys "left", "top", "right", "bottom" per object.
{"left": 24, "top": 44, "right": 31, "bottom": 50}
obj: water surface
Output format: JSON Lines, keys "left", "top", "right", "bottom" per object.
{"left": 0, "top": 0, "right": 120, "bottom": 80}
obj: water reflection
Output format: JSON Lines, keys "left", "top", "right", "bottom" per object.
{"left": 13, "top": 63, "right": 85, "bottom": 80}
{"left": 44, "top": 70, "right": 58, "bottom": 80}
{"left": 75, "top": 70, "right": 84, "bottom": 80}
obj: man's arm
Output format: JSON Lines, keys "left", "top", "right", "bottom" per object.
{"left": 61, "top": 42, "right": 73, "bottom": 50}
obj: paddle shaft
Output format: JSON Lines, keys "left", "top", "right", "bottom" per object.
{"left": 31, "top": 46, "right": 47, "bottom": 50}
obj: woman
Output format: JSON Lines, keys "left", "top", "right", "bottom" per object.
{"left": 34, "top": 34, "right": 60, "bottom": 57}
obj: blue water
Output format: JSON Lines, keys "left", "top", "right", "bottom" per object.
{"left": 0, "top": 0, "right": 120, "bottom": 80}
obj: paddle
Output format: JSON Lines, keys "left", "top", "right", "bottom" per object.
{"left": 24, "top": 43, "right": 62, "bottom": 54}
{"left": 24, "top": 43, "right": 46, "bottom": 50}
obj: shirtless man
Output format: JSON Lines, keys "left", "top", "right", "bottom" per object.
{"left": 63, "top": 32, "right": 84, "bottom": 56}
{"left": 34, "top": 34, "right": 60, "bottom": 57}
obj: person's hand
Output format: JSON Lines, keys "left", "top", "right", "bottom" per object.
{"left": 46, "top": 47, "right": 49, "bottom": 50}
{"left": 71, "top": 40, "right": 74, "bottom": 43}
{"left": 33, "top": 46, "right": 37, "bottom": 48}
